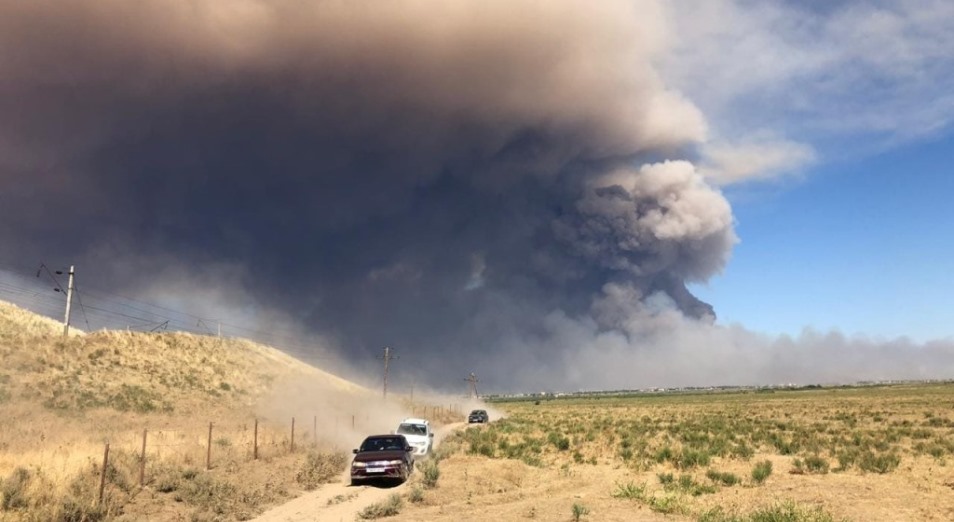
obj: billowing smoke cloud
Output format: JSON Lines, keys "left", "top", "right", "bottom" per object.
{"left": 1, "top": 1, "right": 950, "bottom": 392}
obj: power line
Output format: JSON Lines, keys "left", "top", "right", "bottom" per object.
{"left": 0, "top": 262, "right": 340, "bottom": 362}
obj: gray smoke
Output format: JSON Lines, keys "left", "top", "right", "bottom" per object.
{"left": 2, "top": 1, "right": 949, "bottom": 391}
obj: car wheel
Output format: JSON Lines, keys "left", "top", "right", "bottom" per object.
{"left": 350, "top": 478, "right": 361, "bottom": 487}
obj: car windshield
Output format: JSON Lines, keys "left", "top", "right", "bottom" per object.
{"left": 397, "top": 423, "right": 426, "bottom": 436}
{"left": 470, "top": 410, "right": 485, "bottom": 415}
{"left": 359, "top": 437, "right": 405, "bottom": 452}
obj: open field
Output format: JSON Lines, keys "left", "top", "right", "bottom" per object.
{"left": 4, "top": 297, "right": 954, "bottom": 521}
{"left": 365, "top": 384, "right": 954, "bottom": 521}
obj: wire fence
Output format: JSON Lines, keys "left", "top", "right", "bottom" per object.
{"left": 75, "top": 403, "right": 466, "bottom": 504}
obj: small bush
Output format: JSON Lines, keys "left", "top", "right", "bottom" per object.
{"left": 648, "top": 493, "right": 686, "bottom": 515}
{"left": 655, "top": 446, "right": 674, "bottom": 463}
{"left": 611, "top": 481, "right": 646, "bottom": 500}
{"left": 548, "top": 432, "right": 571, "bottom": 451}
{"left": 358, "top": 493, "right": 403, "bottom": 519}
{"left": 699, "top": 500, "right": 840, "bottom": 522}
{"left": 751, "top": 460, "right": 773, "bottom": 485}
{"left": 407, "top": 486, "right": 424, "bottom": 503}
{"left": 1, "top": 467, "right": 31, "bottom": 510}
{"left": 676, "top": 448, "right": 711, "bottom": 469}
{"left": 793, "top": 455, "right": 829, "bottom": 475}
{"left": 421, "top": 460, "right": 440, "bottom": 489}
{"left": 858, "top": 452, "right": 900, "bottom": 474}
{"left": 706, "top": 469, "right": 741, "bottom": 486}
{"left": 572, "top": 503, "right": 590, "bottom": 521}
{"left": 297, "top": 451, "right": 348, "bottom": 490}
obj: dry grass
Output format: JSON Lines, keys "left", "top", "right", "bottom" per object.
{"left": 0, "top": 300, "right": 459, "bottom": 521}
{"left": 382, "top": 384, "right": 954, "bottom": 521}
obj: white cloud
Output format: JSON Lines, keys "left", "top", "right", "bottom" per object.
{"left": 660, "top": 0, "right": 954, "bottom": 176}
{"left": 700, "top": 137, "right": 816, "bottom": 185}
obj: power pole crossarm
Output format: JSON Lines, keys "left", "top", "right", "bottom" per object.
{"left": 465, "top": 372, "right": 479, "bottom": 399}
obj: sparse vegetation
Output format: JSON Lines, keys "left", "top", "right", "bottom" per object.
{"left": 421, "top": 459, "right": 441, "bottom": 489}
{"left": 571, "top": 502, "right": 590, "bottom": 520}
{"left": 699, "top": 500, "right": 843, "bottom": 522}
{"left": 358, "top": 493, "right": 403, "bottom": 519}
{"left": 5, "top": 300, "right": 954, "bottom": 521}
{"left": 751, "top": 460, "right": 773, "bottom": 484}
{"left": 407, "top": 486, "right": 425, "bottom": 503}
{"left": 296, "top": 450, "right": 348, "bottom": 490}
{"left": 611, "top": 480, "right": 647, "bottom": 500}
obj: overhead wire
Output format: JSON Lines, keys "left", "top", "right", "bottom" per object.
{"left": 0, "top": 263, "right": 338, "bottom": 361}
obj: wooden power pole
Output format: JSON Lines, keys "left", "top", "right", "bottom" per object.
{"left": 465, "top": 372, "right": 479, "bottom": 399}
{"left": 378, "top": 346, "right": 398, "bottom": 398}
{"left": 62, "top": 265, "right": 75, "bottom": 337}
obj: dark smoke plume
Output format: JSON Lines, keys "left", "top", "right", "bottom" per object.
{"left": 10, "top": 1, "right": 943, "bottom": 391}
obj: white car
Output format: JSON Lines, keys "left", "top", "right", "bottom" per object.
{"left": 394, "top": 418, "right": 433, "bottom": 456}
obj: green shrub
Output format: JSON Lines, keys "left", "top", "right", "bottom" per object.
{"left": 611, "top": 481, "right": 647, "bottom": 500}
{"left": 858, "top": 451, "right": 900, "bottom": 474}
{"left": 676, "top": 448, "right": 711, "bottom": 469}
{"left": 358, "top": 493, "right": 403, "bottom": 519}
{"left": 699, "top": 500, "right": 841, "bottom": 522}
{"left": 672, "top": 474, "right": 716, "bottom": 496}
{"left": 421, "top": 460, "right": 440, "bottom": 489}
{"left": 792, "top": 455, "right": 829, "bottom": 475}
{"left": 706, "top": 469, "right": 741, "bottom": 486}
{"left": 648, "top": 493, "right": 686, "bottom": 515}
{"left": 655, "top": 446, "right": 674, "bottom": 463}
{"left": 571, "top": 502, "right": 590, "bottom": 521}
{"left": 296, "top": 451, "right": 348, "bottom": 490}
{"left": 751, "top": 460, "right": 773, "bottom": 485}
{"left": 548, "top": 432, "right": 571, "bottom": 451}
{"left": 407, "top": 486, "right": 424, "bottom": 503}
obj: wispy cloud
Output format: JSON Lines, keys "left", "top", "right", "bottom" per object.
{"left": 661, "top": 0, "right": 954, "bottom": 181}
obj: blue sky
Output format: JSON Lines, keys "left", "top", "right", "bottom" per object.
{"left": 692, "top": 131, "right": 954, "bottom": 342}
{"left": 663, "top": 0, "right": 954, "bottom": 343}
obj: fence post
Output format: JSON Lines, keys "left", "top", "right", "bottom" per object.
{"left": 313, "top": 415, "right": 317, "bottom": 445}
{"left": 291, "top": 417, "right": 296, "bottom": 453}
{"left": 253, "top": 418, "right": 259, "bottom": 460}
{"left": 352, "top": 415, "right": 355, "bottom": 430}
{"left": 206, "top": 422, "right": 213, "bottom": 470}
{"left": 139, "top": 429, "right": 147, "bottom": 487}
{"left": 99, "top": 442, "right": 110, "bottom": 505}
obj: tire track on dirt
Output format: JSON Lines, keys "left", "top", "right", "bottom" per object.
{"left": 253, "top": 422, "right": 465, "bottom": 522}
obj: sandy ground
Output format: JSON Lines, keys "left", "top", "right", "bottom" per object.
{"left": 253, "top": 423, "right": 465, "bottom": 522}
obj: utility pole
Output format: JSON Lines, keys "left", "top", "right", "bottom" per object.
{"left": 378, "top": 346, "right": 398, "bottom": 399}
{"left": 62, "top": 265, "right": 75, "bottom": 337}
{"left": 465, "top": 372, "right": 479, "bottom": 399}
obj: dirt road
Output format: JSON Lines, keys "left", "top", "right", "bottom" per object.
{"left": 253, "top": 422, "right": 464, "bottom": 522}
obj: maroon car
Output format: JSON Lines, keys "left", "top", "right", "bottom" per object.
{"left": 350, "top": 434, "right": 415, "bottom": 485}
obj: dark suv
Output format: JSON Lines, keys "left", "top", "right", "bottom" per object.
{"left": 350, "top": 434, "right": 415, "bottom": 486}
{"left": 468, "top": 409, "right": 489, "bottom": 423}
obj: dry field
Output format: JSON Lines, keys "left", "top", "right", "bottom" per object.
{"left": 359, "top": 384, "right": 954, "bottom": 522}
{"left": 5, "top": 297, "right": 954, "bottom": 522}
{"left": 0, "top": 300, "right": 462, "bottom": 521}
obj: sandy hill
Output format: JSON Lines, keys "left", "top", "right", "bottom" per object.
{"left": 0, "top": 299, "right": 368, "bottom": 414}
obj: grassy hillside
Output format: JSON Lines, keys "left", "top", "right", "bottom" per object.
{"left": 0, "top": 300, "right": 383, "bottom": 521}
{"left": 0, "top": 300, "right": 364, "bottom": 414}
